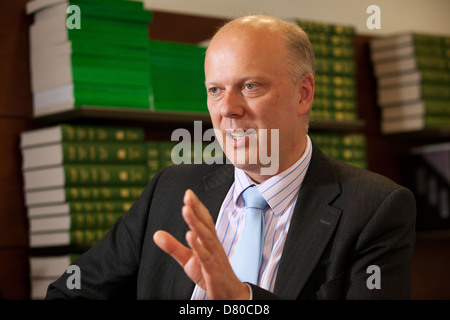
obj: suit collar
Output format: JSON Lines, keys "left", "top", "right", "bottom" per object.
{"left": 274, "top": 142, "right": 343, "bottom": 299}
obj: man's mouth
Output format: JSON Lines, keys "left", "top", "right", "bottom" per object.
{"left": 229, "top": 130, "right": 251, "bottom": 140}
{"left": 225, "top": 129, "right": 256, "bottom": 147}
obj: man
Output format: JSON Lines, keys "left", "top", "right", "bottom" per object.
{"left": 46, "top": 15, "right": 416, "bottom": 300}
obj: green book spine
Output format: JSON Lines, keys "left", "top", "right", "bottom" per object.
{"left": 308, "top": 33, "right": 354, "bottom": 47}
{"left": 70, "top": 212, "right": 123, "bottom": 230}
{"left": 313, "top": 97, "right": 357, "bottom": 112}
{"left": 60, "top": 124, "right": 144, "bottom": 142}
{"left": 315, "top": 57, "right": 355, "bottom": 75}
{"left": 68, "top": 200, "right": 134, "bottom": 213}
{"left": 310, "top": 133, "right": 366, "bottom": 149}
{"left": 146, "top": 141, "right": 161, "bottom": 178}
{"left": 314, "top": 84, "right": 355, "bottom": 100}
{"left": 425, "top": 115, "right": 450, "bottom": 128}
{"left": 61, "top": 142, "right": 146, "bottom": 164}
{"left": 311, "top": 42, "right": 354, "bottom": 59}
{"left": 413, "top": 33, "right": 447, "bottom": 47}
{"left": 64, "top": 165, "right": 149, "bottom": 186}
{"left": 425, "top": 100, "right": 450, "bottom": 116}
{"left": 65, "top": 186, "right": 144, "bottom": 201}
{"left": 420, "top": 70, "right": 450, "bottom": 84}
{"left": 69, "top": 229, "right": 108, "bottom": 246}
{"left": 416, "top": 56, "right": 449, "bottom": 71}
{"left": 310, "top": 133, "right": 367, "bottom": 169}
{"left": 421, "top": 84, "right": 450, "bottom": 100}
{"left": 297, "top": 20, "right": 356, "bottom": 36}
{"left": 158, "top": 141, "right": 177, "bottom": 168}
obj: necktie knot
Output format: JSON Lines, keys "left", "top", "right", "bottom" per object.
{"left": 242, "top": 186, "right": 268, "bottom": 211}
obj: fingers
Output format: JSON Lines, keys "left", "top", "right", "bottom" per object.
{"left": 183, "top": 189, "right": 215, "bottom": 229}
{"left": 153, "top": 230, "right": 192, "bottom": 267}
{"left": 182, "top": 190, "right": 218, "bottom": 252}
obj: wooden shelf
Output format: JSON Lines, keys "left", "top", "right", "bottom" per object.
{"left": 31, "top": 106, "right": 366, "bottom": 132}
{"left": 31, "top": 107, "right": 212, "bottom": 127}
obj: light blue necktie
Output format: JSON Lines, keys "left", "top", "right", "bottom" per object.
{"left": 231, "top": 186, "right": 268, "bottom": 285}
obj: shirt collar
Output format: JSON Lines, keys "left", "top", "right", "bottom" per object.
{"left": 233, "top": 135, "right": 312, "bottom": 216}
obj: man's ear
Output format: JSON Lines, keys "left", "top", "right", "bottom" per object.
{"left": 297, "top": 73, "right": 315, "bottom": 116}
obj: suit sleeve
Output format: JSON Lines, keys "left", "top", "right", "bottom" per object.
{"left": 345, "top": 186, "right": 416, "bottom": 299}
{"left": 45, "top": 170, "right": 164, "bottom": 299}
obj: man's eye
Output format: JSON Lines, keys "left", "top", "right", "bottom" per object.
{"left": 245, "top": 83, "right": 254, "bottom": 90}
{"left": 209, "top": 87, "right": 219, "bottom": 94}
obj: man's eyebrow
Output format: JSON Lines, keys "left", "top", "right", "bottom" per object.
{"left": 205, "top": 76, "right": 270, "bottom": 87}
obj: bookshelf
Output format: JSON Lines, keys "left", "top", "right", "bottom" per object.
{"left": 0, "top": 2, "right": 448, "bottom": 299}
{"left": 355, "top": 35, "right": 450, "bottom": 299}
{"left": 31, "top": 106, "right": 366, "bottom": 132}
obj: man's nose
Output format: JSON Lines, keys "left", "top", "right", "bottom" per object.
{"left": 220, "top": 90, "right": 245, "bottom": 118}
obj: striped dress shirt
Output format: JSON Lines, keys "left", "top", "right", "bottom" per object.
{"left": 191, "top": 135, "right": 312, "bottom": 300}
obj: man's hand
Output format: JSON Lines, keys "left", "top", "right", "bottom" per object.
{"left": 153, "top": 189, "right": 250, "bottom": 300}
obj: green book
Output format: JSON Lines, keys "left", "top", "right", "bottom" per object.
{"left": 23, "top": 164, "right": 149, "bottom": 191}
{"left": 20, "top": 124, "right": 144, "bottom": 149}
{"left": 29, "top": 229, "right": 109, "bottom": 248}
{"left": 22, "top": 142, "right": 146, "bottom": 170}
{"left": 310, "top": 133, "right": 367, "bottom": 169}
{"left": 158, "top": 141, "right": 177, "bottom": 168}
{"left": 146, "top": 141, "right": 161, "bottom": 178}
{"left": 311, "top": 42, "right": 355, "bottom": 59}
{"left": 313, "top": 97, "right": 357, "bottom": 112}
{"left": 29, "top": 212, "right": 123, "bottom": 233}
{"left": 308, "top": 33, "right": 354, "bottom": 47}
{"left": 297, "top": 19, "right": 356, "bottom": 36}
{"left": 33, "top": 82, "right": 151, "bottom": 115}
{"left": 421, "top": 70, "right": 450, "bottom": 84}
{"left": 67, "top": 0, "right": 153, "bottom": 23}
{"left": 73, "top": 82, "right": 151, "bottom": 109}
{"left": 25, "top": 186, "right": 144, "bottom": 207}
{"left": 315, "top": 57, "right": 355, "bottom": 76}
{"left": 27, "top": 200, "right": 134, "bottom": 218}
{"left": 310, "top": 109, "right": 357, "bottom": 122}
{"left": 148, "top": 40, "right": 208, "bottom": 113}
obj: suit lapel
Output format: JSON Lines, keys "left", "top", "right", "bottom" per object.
{"left": 274, "top": 143, "right": 342, "bottom": 299}
{"left": 201, "top": 164, "right": 235, "bottom": 222}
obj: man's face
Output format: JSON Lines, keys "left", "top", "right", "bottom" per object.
{"left": 204, "top": 25, "right": 308, "bottom": 179}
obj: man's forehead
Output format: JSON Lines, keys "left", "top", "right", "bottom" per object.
{"left": 213, "top": 18, "right": 282, "bottom": 42}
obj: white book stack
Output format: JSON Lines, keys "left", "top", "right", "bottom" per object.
{"left": 26, "top": 0, "right": 153, "bottom": 117}
{"left": 369, "top": 32, "right": 450, "bottom": 134}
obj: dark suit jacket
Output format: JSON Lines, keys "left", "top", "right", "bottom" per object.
{"left": 46, "top": 143, "right": 416, "bottom": 300}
